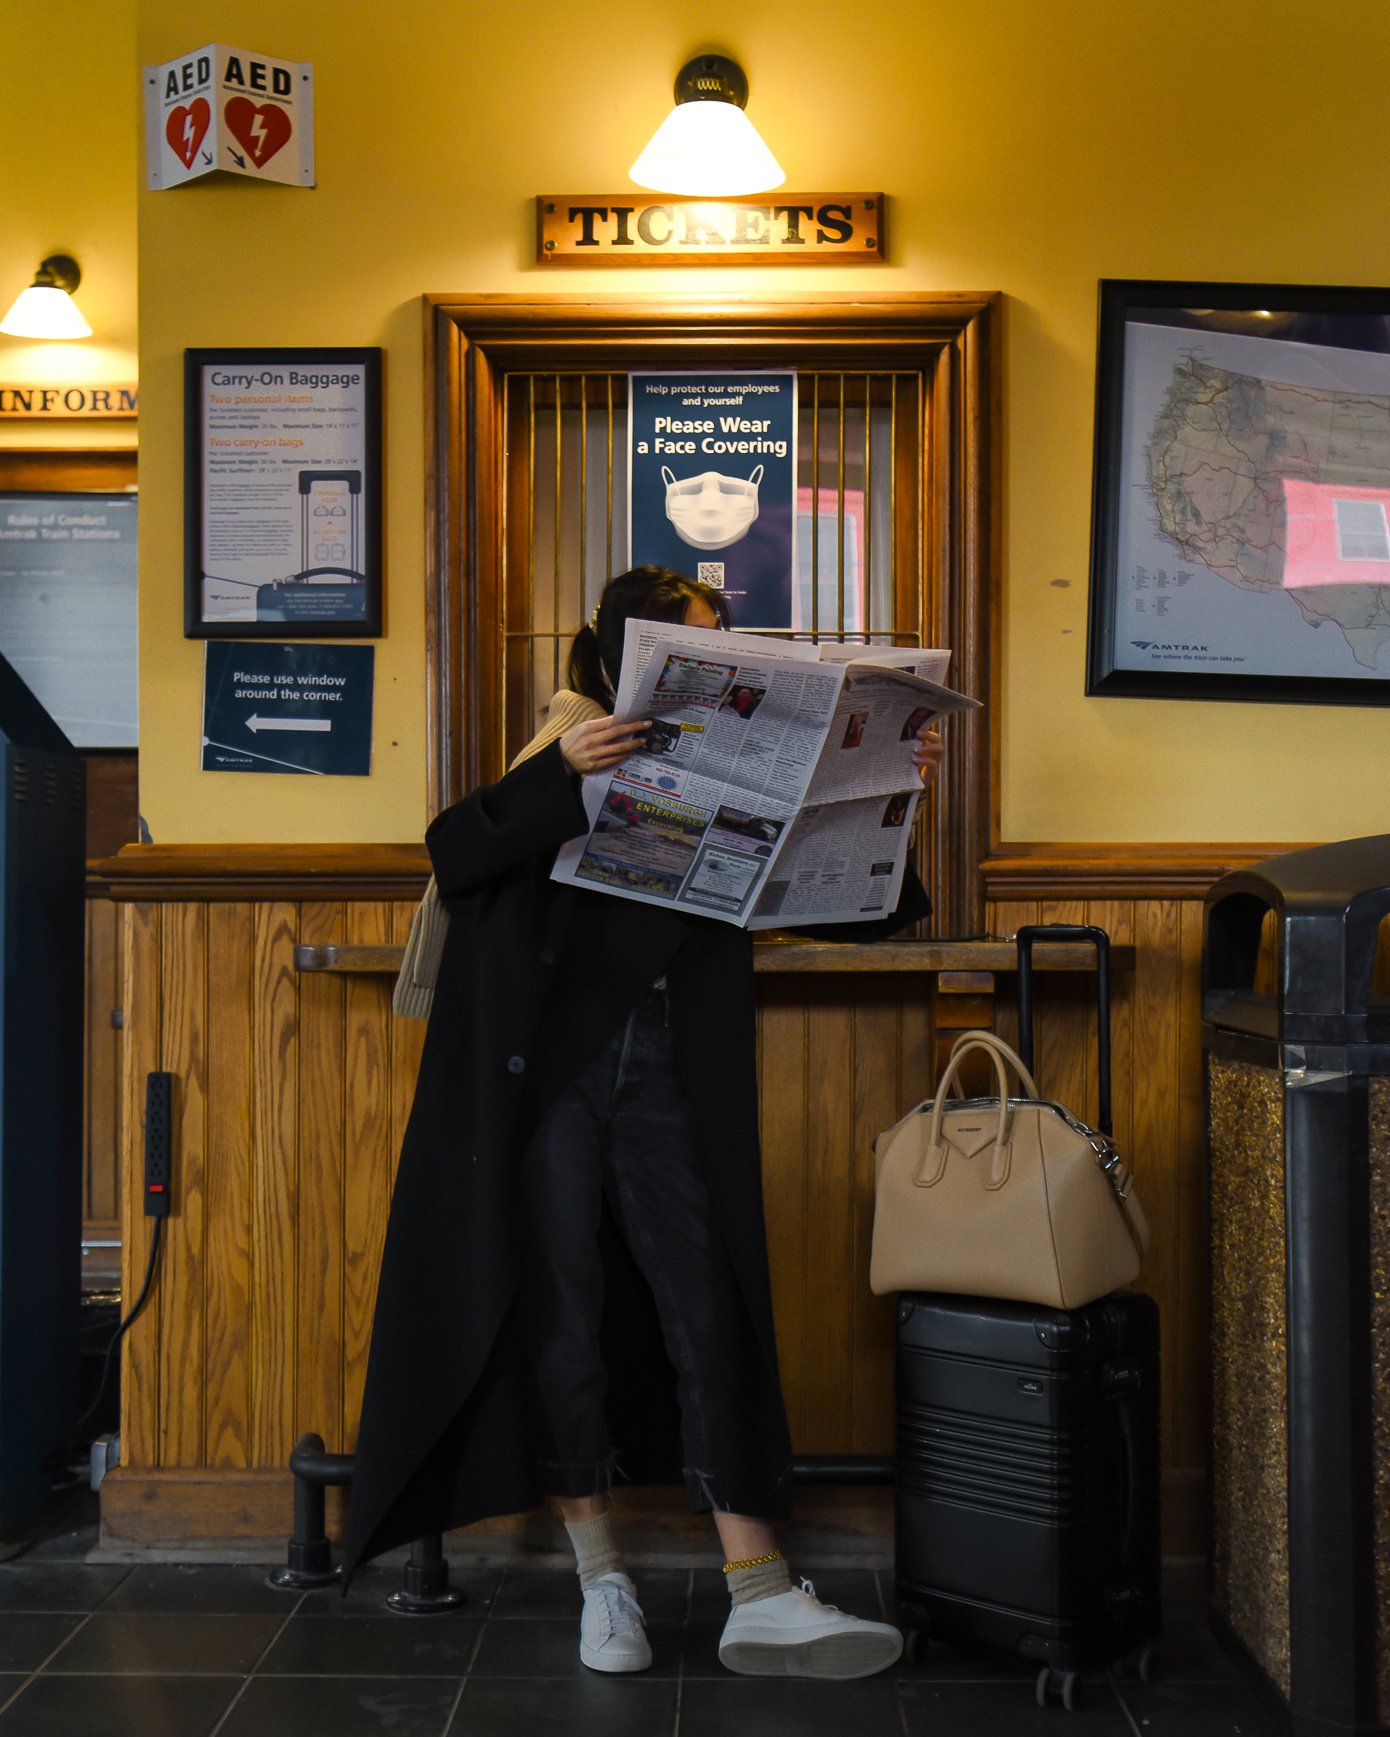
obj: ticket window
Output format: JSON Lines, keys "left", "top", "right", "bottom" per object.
{"left": 427, "top": 296, "right": 994, "bottom": 938}
{"left": 500, "top": 371, "right": 924, "bottom": 769}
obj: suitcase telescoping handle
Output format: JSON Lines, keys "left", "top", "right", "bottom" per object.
{"left": 1015, "top": 924, "right": 1112, "bottom": 1137}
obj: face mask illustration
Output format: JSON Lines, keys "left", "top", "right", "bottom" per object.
{"left": 662, "top": 465, "right": 762, "bottom": 551}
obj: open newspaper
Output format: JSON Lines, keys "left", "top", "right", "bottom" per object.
{"left": 551, "top": 620, "right": 979, "bottom": 928}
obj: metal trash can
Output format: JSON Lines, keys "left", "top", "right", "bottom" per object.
{"left": 1203, "top": 836, "right": 1390, "bottom": 1737}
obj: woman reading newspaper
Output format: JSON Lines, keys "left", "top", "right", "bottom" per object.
{"left": 344, "top": 567, "right": 944, "bottom": 1678}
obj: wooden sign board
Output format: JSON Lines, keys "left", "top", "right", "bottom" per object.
{"left": 0, "top": 384, "right": 138, "bottom": 419}
{"left": 537, "top": 194, "right": 886, "bottom": 266}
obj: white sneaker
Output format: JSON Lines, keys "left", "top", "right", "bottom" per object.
{"left": 718, "top": 1577, "right": 903, "bottom": 1679}
{"left": 580, "top": 1572, "right": 652, "bottom": 1673}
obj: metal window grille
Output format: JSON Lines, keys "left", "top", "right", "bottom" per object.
{"left": 501, "top": 371, "right": 926, "bottom": 768}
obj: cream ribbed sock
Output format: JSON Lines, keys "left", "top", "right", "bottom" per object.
{"left": 565, "top": 1511, "right": 626, "bottom": 1589}
{"left": 725, "top": 1555, "right": 794, "bottom": 1605}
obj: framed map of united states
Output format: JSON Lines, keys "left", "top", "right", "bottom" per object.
{"left": 1087, "top": 280, "right": 1390, "bottom": 706}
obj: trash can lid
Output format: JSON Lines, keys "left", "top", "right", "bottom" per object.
{"left": 1207, "top": 834, "right": 1390, "bottom": 1040}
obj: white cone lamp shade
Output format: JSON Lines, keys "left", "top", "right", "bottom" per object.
{"left": 629, "top": 56, "right": 785, "bottom": 197}
{"left": 0, "top": 257, "right": 92, "bottom": 340}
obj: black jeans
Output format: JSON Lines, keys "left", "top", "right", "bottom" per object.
{"left": 518, "top": 988, "right": 739, "bottom": 1513}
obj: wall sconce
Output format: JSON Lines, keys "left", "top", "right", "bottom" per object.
{"left": 0, "top": 256, "right": 93, "bottom": 340}
{"left": 629, "top": 55, "right": 785, "bottom": 197}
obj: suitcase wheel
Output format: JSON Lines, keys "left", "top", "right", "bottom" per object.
{"left": 1035, "top": 1667, "right": 1082, "bottom": 1711}
{"left": 1131, "top": 1642, "right": 1157, "bottom": 1683}
{"left": 902, "top": 1627, "right": 923, "bottom": 1666}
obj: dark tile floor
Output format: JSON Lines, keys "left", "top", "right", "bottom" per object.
{"left": 0, "top": 1502, "right": 1283, "bottom": 1737}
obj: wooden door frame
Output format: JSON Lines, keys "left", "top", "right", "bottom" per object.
{"left": 423, "top": 291, "right": 1000, "bottom": 935}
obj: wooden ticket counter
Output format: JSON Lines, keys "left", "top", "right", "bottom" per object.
{"left": 90, "top": 842, "right": 1151, "bottom": 1553}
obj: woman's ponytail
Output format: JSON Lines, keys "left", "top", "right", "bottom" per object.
{"left": 566, "top": 623, "right": 612, "bottom": 709}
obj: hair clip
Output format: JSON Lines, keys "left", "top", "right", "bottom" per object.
{"left": 588, "top": 603, "right": 601, "bottom": 632}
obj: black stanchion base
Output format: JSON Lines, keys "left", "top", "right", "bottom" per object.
{"left": 385, "top": 1585, "right": 468, "bottom": 1615}
{"left": 267, "top": 1564, "right": 341, "bottom": 1591}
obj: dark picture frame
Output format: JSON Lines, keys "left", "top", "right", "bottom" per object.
{"left": 184, "top": 346, "right": 382, "bottom": 638}
{"left": 1087, "top": 280, "right": 1390, "bottom": 706}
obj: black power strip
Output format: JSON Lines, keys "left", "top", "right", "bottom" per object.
{"left": 144, "top": 1071, "right": 173, "bottom": 1216}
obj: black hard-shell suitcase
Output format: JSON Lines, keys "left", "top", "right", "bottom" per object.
{"left": 892, "top": 925, "right": 1161, "bottom": 1709}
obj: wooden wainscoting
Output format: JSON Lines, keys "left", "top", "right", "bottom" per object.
{"left": 97, "top": 840, "right": 1268, "bottom": 1548}
{"left": 85, "top": 899, "right": 124, "bottom": 1229}
{"left": 101, "top": 876, "right": 940, "bottom": 1544}
{"left": 108, "top": 895, "right": 425, "bottom": 1542}
{"left": 758, "top": 976, "right": 934, "bottom": 1457}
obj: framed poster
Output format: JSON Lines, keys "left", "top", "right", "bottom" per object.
{"left": 0, "top": 490, "right": 138, "bottom": 745}
{"left": 628, "top": 369, "right": 797, "bottom": 629}
{"left": 185, "top": 347, "right": 381, "bottom": 637}
{"left": 1087, "top": 281, "right": 1390, "bottom": 705}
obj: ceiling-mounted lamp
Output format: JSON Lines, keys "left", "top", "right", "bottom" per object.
{"left": 628, "top": 55, "right": 785, "bottom": 198}
{"left": 0, "top": 256, "right": 93, "bottom": 340}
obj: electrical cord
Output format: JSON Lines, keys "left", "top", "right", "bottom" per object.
{"left": 72, "top": 1219, "right": 164, "bottom": 1448}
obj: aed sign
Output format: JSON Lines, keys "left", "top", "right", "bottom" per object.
{"left": 202, "top": 642, "right": 373, "bottom": 776}
{"left": 144, "top": 44, "right": 315, "bottom": 189}
{"left": 537, "top": 194, "right": 886, "bottom": 266}
{"left": 0, "top": 384, "right": 137, "bottom": 418}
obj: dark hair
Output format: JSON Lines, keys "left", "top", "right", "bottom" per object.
{"left": 566, "top": 566, "right": 732, "bottom": 709}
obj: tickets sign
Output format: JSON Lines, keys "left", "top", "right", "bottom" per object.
{"left": 144, "top": 44, "right": 314, "bottom": 189}
{"left": 537, "top": 194, "right": 886, "bottom": 265}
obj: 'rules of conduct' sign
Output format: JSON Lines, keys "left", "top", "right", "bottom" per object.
{"left": 144, "top": 44, "right": 315, "bottom": 189}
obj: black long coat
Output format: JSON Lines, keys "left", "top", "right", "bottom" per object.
{"left": 342, "top": 744, "right": 928, "bottom": 1578}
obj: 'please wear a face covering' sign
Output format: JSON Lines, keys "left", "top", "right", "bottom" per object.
{"left": 628, "top": 370, "right": 798, "bottom": 630}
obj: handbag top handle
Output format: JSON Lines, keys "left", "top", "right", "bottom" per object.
{"left": 945, "top": 1028, "right": 1041, "bottom": 1099}
{"left": 925, "top": 1034, "right": 1037, "bottom": 1185}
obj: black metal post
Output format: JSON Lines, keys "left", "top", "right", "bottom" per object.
{"left": 267, "top": 1431, "right": 356, "bottom": 1591}
{"left": 386, "top": 1532, "right": 467, "bottom": 1614}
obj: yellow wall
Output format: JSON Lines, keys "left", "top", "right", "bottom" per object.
{"left": 127, "top": 0, "right": 1390, "bottom": 844}
{"left": 1, "top": 0, "right": 138, "bottom": 451}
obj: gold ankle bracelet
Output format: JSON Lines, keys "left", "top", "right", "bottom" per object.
{"left": 722, "top": 1550, "right": 783, "bottom": 1573}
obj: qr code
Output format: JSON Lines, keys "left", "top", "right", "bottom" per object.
{"left": 697, "top": 563, "right": 725, "bottom": 589}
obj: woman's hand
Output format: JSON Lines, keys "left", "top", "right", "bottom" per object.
{"left": 559, "top": 716, "right": 651, "bottom": 777}
{"left": 912, "top": 725, "right": 945, "bottom": 787}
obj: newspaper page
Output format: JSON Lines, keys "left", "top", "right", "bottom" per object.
{"left": 804, "top": 665, "right": 972, "bottom": 805}
{"left": 611, "top": 616, "right": 818, "bottom": 717}
{"left": 746, "top": 790, "right": 921, "bottom": 929}
{"left": 552, "top": 634, "right": 844, "bottom": 923}
{"left": 814, "top": 645, "right": 952, "bottom": 684}
{"left": 550, "top": 619, "right": 978, "bottom": 928}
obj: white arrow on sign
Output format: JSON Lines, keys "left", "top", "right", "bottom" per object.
{"left": 245, "top": 714, "right": 332, "bottom": 733}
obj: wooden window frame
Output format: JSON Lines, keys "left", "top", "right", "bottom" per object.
{"left": 423, "top": 292, "right": 999, "bottom": 935}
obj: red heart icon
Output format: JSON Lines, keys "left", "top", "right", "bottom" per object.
{"left": 223, "top": 98, "right": 293, "bottom": 168}
{"left": 166, "top": 98, "right": 211, "bottom": 169}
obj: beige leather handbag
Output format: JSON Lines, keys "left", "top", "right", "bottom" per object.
{"left": 870, "top": 1030, "right": 1149, "bottom": 1309}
